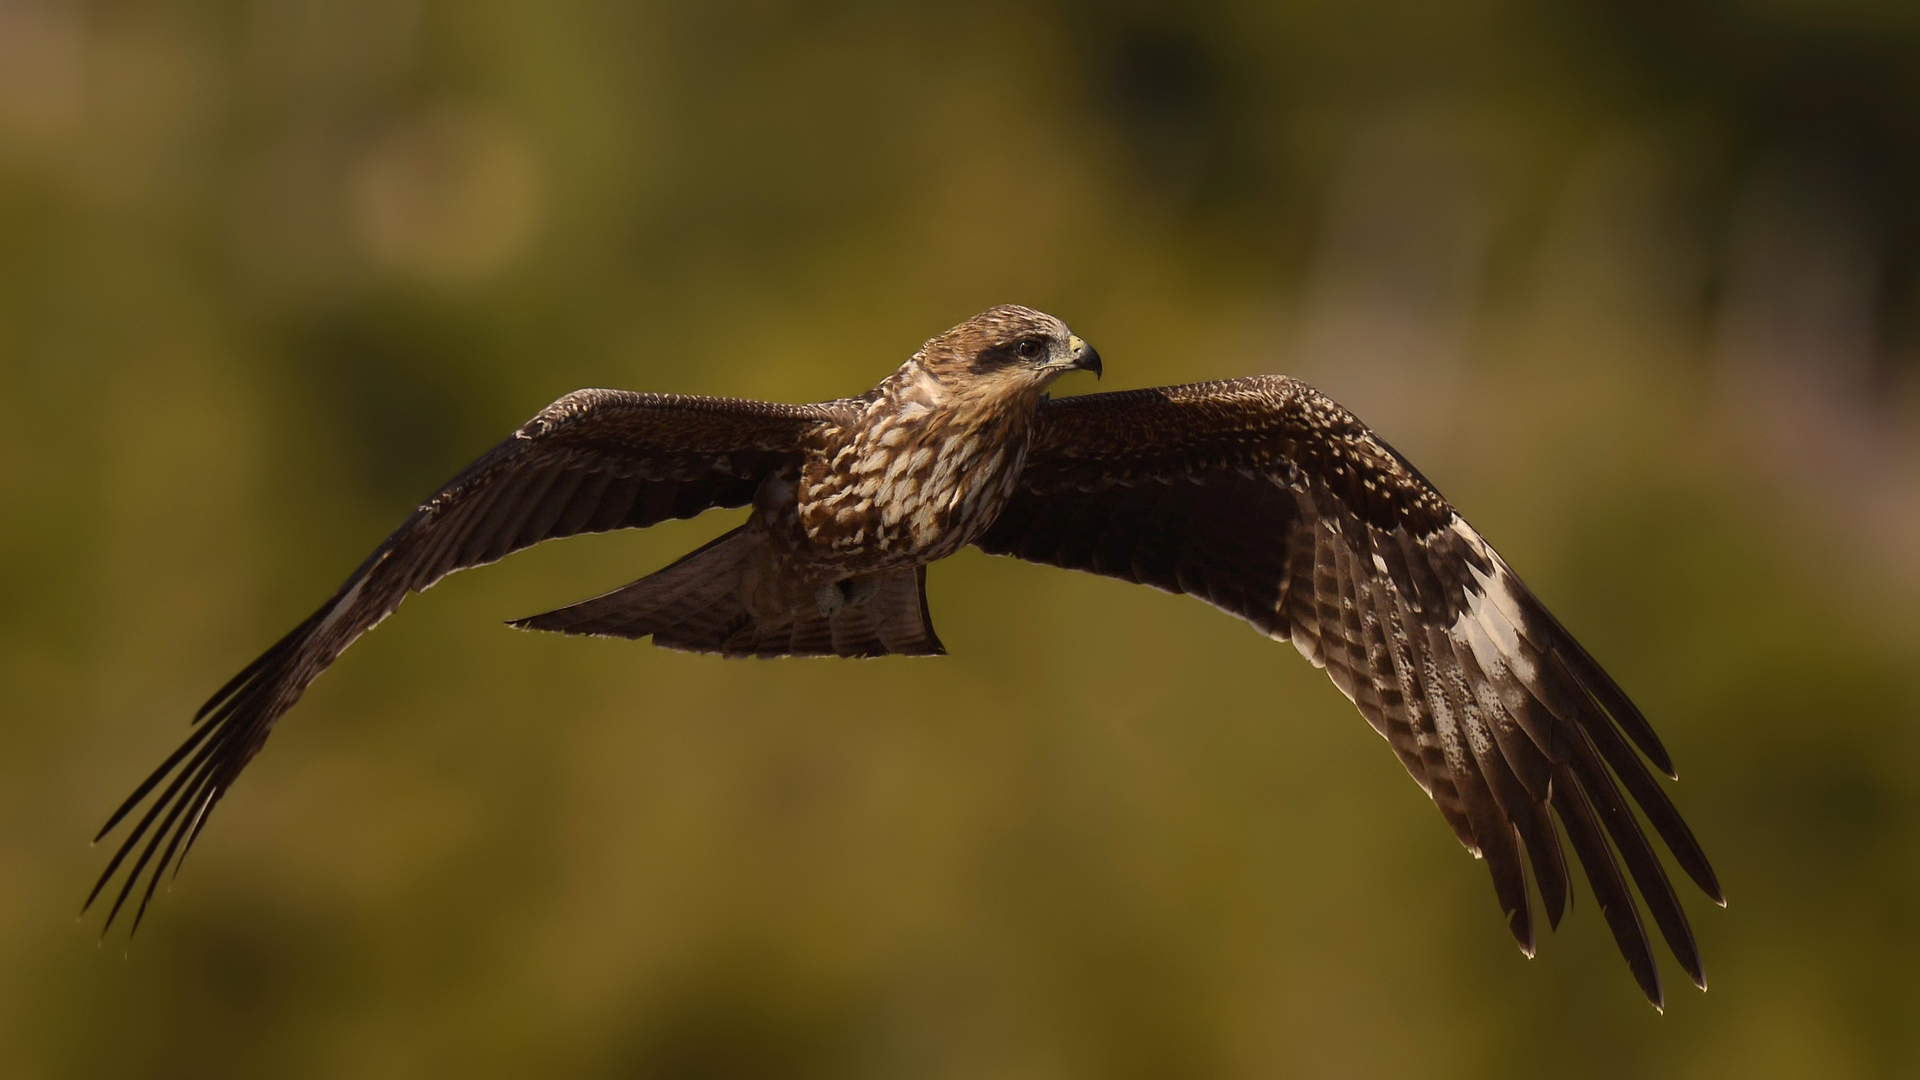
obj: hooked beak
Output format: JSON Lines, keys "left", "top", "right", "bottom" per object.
{"left": 1064, "top": 334, "right": 1102, "bottom": 379}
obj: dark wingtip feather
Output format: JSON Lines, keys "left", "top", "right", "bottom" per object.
{"left": 1552, "top": 765, "right": 1663, "bottom": 1009}
{"left": 1461, "top": 785, "right": 1534, "bottom": 960}
{"left": 91, "top": 675, "right": 257, "bottom": 934}
{"left": 1519, "top": 802, "right": 1569, "bottom": 932}
{"left": 1568, "top": 734, "right": 1706, "bottom": 994}
{"left": 170, "top": 789, "right": 222, "bottom": 882}
{"left": 1491, "top": 846, "right": 1534, "bottom": 958}
{"left": 189, "top": 607, "right": 326, "bottom": 725}
{"left": 1547, "top": 616, "right": 1676, "bottom": 779}
{"left": 1510, "top": 912, "right": 1536, "bottom": 959}
{"left": 1553, "top": 650, "right": 1724, "bottom": 907}
{"left": 93, "top": 718, "right": 221, "bottom": 843}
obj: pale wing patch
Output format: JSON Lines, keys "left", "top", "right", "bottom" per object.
{"left": 1447, "top": 519, "right": 1537, "bottom": 686}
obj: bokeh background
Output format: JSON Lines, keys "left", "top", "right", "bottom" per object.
{"left": 3, "top": 0, "right": 1918, "bottom": 1076}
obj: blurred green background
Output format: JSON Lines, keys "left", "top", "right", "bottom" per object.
{"left": 3, "top": 0, "right": 1919, "bottom": 1076}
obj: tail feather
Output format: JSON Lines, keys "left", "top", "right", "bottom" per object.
{"left": 510, "top": 526, "right": 754, "bottom": 643}
{"left": 510, "top": 528, "right": 944, "bottom": 658}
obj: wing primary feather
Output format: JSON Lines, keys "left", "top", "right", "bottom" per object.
{"left": 86, "top": 714, "right": 247, "bottom": 916}
{"left": 128, "top": 786, "right": 213, "bottom": 934}
{"left": 169, "top": 783, "right": 227, "bottom": 880}
{"left": 190, "top": 607, "right": 327, "bottom": 724}
{"left": 93, "top": 709, "right": 224, "bottom": 843}
{"left": 98, "top": 749, "right": 220, "bottom": 932}
{"left": 1566, "top": 727, "right": 1706, "bottom": 990}
{"left": 1517, "top": 796, "right": 1569, "bottom": 930}
{"left": 138, "top": 766, "right": 231, "bottom": 922}
{"left": 1522, "top": 589, "right": 1675, "bottom": 778}
{"left": 1441, "top": 628, "right": 1570, "bottom": 926}
{"left": 190, "top": 653, "right": 270, "bottom": 725}
{"left": 1480, "top": 815, "right": 1534, "bottom": 956}
{"left": 1444, "top": 595, "right": 1560, "bottom": 771}
{"left": 1553, "top": 764, "right": 1663, "bottom": 1010}
{"left": 1545, "top": 652, "right": 1723, "bottom": 905}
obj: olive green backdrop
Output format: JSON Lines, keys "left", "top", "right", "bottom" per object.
{"left": 2, "top": 1, "right": 1917, "bottom": 1076}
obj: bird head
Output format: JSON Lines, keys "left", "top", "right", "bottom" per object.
{"left": 914, "top": 305, "right": 1102, "bottom": 396}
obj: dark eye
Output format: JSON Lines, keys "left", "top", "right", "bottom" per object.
{"left": 1016, "top": 340, "right": 1043, "bottom": 360}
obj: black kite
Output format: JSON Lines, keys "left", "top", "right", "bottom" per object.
{"left": 91, "top": 306, "right": 1720, "bottom": 1008}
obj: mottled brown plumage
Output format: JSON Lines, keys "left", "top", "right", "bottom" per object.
{"left": 91, "top": 305, "right": 1718, "bottom": 1010}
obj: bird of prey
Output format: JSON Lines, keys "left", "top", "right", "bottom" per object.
{"left": 90, "top": 305, "right": 1720, "bottom": 1008}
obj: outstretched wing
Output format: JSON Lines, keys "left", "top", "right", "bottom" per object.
{"left": 975, "top": 376, "right": 1722, "bottom": 1009}
{"left": 91, "top": 389, "right": 842, "bottom": 932}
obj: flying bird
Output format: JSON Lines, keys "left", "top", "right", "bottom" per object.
{"left": 90, "top": 305, "right": 1720, "bottom": 1008}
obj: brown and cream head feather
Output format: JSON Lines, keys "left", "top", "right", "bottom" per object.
{"left": 909, "top": 304, "right": 1101, "bottom": 400}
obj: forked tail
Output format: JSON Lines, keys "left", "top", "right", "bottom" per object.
{"left": 509, "top": 526, "right": 945, "bottom": 658}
